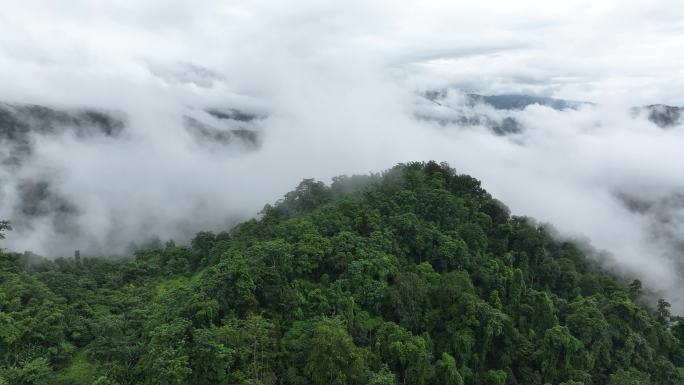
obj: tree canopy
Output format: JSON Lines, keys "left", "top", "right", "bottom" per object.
{"left": 1, "top": 162, "right": 682, "bottom": 385}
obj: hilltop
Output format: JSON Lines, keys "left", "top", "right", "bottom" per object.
{"left": 1, "top": 162, "right": 682, "bottom": 385}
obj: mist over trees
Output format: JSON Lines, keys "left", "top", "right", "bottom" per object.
{"left": 2, "top": 2, "right": 684, "bottom": 384}
{"left": 1, "top": 162, "right": 682, "bottom": 385}
{"left": 0, "top": 220, "right": 10, "bottom": 239}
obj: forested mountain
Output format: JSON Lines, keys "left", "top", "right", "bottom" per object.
{"left": 426, "top": 92, "right": 588, "bottom": 111}
{"left": 0, "top": 102, "right": 262, "bottom": 255}
{"left": 0, "top": 101, "right": 261, "bottom": 169}
{"left": 1, "top": 162, "right": 683, "bottom": 385}
{"left": 0, "top": 103, "right": 126, "bottom": 168}
{"left": 416, "top": 91, "right": 684, "bottom": 134}
{"left": 634, "top": 105, "right": 684, "bottom": 129}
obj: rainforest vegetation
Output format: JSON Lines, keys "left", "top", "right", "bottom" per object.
{"left": 1, "top": 162, "right": 683, "bottom": 385}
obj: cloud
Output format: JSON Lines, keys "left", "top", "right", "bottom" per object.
{"left": 1, "top": 0, "right": 684, "bottom": 310}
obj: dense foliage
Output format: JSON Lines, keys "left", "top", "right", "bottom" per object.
{"left": 1, "top": 162, "right": 683, "bottom": 385}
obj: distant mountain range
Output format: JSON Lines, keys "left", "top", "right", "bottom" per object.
{"left": 0, "top": 102, "right": 263, "bottom": 167}
{"left": 1, "top": 92, "right": 681, "bottom": 249}
{"left": 0, "top": 102, "right": 262, "bottom": 242}
{"left": 633, "top": 104, "right": 684, "bottom": 128}
{"left": 184, "top": 107, "right": 263, "bottom": 151}
{"left": 417, "top": 91, "right": 683, "bottom": 134}
{"left": 426, "top": 91, "right": 589, "bottom": 111}
{"left": 0, "top": 103, "right": 126, "bottom": 168}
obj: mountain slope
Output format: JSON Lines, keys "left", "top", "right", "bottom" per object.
{"left": 0, "top": 102, "right": 263, "bottom": 255}
{"left": 634, "top": 104, "right": 684, "bottom": 128}
{"left": 0, "top": 103, "right": 126, "bottom": 167}
{"left": 418, "top": 91, "right": 684, "bottom": 134}
{"left": 1, "top": 162, "right": 683, "bottom": 385}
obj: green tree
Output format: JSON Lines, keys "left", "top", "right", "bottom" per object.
{"left": 367, "top": 366, "right": 396, "bottom": 385}
{"left": 375, "top": 322, "right": 433, "bottom": 385}
{"left": 485, "top": 370, "right": 506, "bottom": 385}
{"left": 538, "top": 326, "right": 587, "bottom": 383}
{"left": 282, "top": 317, "right": 368, "bottom": 385}
{"left": 138, "top": 319, "right": 192, "bottom": 385}
{"left": 435, "top": 353, "right": 464, "bottom": 385}
{"left": 4, "top": 358, "right": 52, "bottom": 385}
{"left": 657, "top": 299, "right": 672, "bottom": 326}
{"left": 201, "top": 252, "right": 257, "bottom": 317}
{"left": 91, "top": 376, "right": 117, "bottom": 385}
{"left": 215, "top": 315, "right": 278, "bottom": 384}
{"left": 388, "top": 272, "right": 430, "bottom": 332}
{"left": 608, "top": 368, "right": 651, "bottom": 385}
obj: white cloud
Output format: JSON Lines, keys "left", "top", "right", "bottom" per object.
{"left": 0, "top": 0, "right": 683, "bottom": 310}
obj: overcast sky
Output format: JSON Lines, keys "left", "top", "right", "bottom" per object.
{"left": 2, "top": 0, "right": 684, "bottom": 105}
{"left": 1, "top": 0, "right": 684, "bottom": 310}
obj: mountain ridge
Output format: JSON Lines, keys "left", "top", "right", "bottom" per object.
{"left": 1, "top": 161, "right": 682, "bottom": 385}
{"left": 419, "top": 90, "right": 684, "bottom": 134}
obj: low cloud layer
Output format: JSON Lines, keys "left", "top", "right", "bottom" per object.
{"left": 1, "top": 0, "right": 683, "bottom": 310}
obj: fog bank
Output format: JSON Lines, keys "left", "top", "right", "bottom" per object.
{"left": 1, "top": 0, "right": 683, "bottom": 310}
